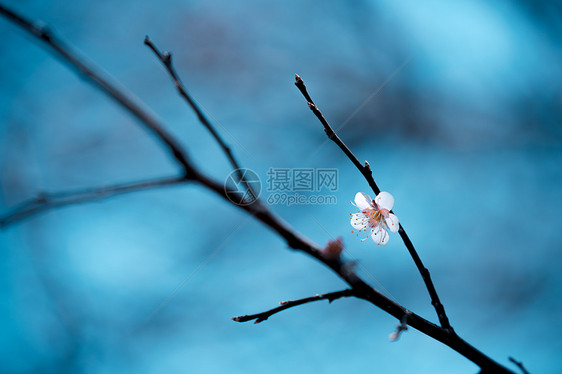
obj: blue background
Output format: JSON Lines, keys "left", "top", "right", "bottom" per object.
{"left": 1, "top": 1, "right": 561, "bottom": 373}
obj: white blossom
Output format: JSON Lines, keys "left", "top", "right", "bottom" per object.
{"left": 350, "top": 191, "right": 399, "bottom": 245}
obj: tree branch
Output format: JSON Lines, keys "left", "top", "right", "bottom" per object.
{"left": 0, "top": 6, "right": 515, "bottom": 373}
{"left": 194, "top": 174, "right": 514, "bottom": 373}
{"left": 143, "top": 36, "right": 257, "bottom": 201}
{"left": 232, "top": 289, "right": 356, "bottom": 324}
{"left": 294, "top": 74, "right": 452, "bottom": 332}
{"left": 0, "top": 176, "right": 186, "bottom": 227}
{"left": 0, "top": 4, "right": 196, "bottom": 178}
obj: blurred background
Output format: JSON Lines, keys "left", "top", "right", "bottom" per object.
{"left": 1, "top": 0, "right": 561, "bottom": 373}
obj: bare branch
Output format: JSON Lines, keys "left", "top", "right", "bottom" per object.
{"left": 0, "top": 176, "right": 186, "bottom": 227}
{"left": 0, "top": 4, "right": 195, "bottom": 177}
{"left": 232, "top": 289, "right": 356, "bottom": 324}
{"left": 143, "top": 36, "right": 256, "bottom": 201}
{"left": 294, "top": 74, "right": 452, "bottom": 332}
{"left": 508, "top": 357, "right": 530, "bottom": 374}
{"left": 0, "top": 6, "right": 516, "bottom": 372}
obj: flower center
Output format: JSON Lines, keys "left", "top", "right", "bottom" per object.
{"left": 367, "top": 208, "right": 388, "bottom": 227}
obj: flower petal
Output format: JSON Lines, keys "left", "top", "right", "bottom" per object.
{"left": 385, "top": 213, "right": 400, "bottom": 233}
{"left": 354, "top": 192, "right": 372, "bottom": 211}
{"left": 371, "top": 225, "right": 389, "bottom": 245}
{"left": 351, "top": 213, "right": 369, "bottom": 230}
{"left": 375, "top": 191, "right": 394, "bottom": 211}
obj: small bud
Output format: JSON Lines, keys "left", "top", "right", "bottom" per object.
{"left": 388, "top": 318, "right": 408, "bottom": 342}
{"left": 163, "top": 51, "right": 172, "bottom": 64}
{"left": 364, "top": 160, "right": 372, "bottom": 173}
{"left": 322, "top": 237, "right": 344, "bottom": 259}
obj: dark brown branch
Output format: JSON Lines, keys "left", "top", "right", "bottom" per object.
{"left": 508, "top": 357, "right": 530, "bottom": 374}
{"left": 0, "top": 5, "right": 196, "bottom": 178}
{"left": 0, "top": 176, "right": 186, "bottom": 227}
{"left": 0, "top": 7, "right": 515, "bottom": 373}
{"left": 232, "top": 289, "right": 356, "bottom": 323}
{"left": 193, "top": 174, "right": 514, "bottom": 373}
{"left": 294, "top": 74, "right": 452, "bottom": 332}
{"left": 143, "top": 36, "right": 257, "bottom": 202}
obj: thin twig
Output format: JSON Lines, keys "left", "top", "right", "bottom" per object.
{"left": 0, "top": 6, "right": 515, "bottom": 373}
{"left": 294, "top": 74, "right": 452, "bottom": 332}
{"left": 508, "top": 357, "right": 530, "bottom": 374}
{"left": 143, "top": 36, "right": 257, "bottom": 202}
{"left": 232, "top": 289, "right": 355, "bottom": 323}
{"left": 0, "top": 176, "right": 186, "bottom": 227}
